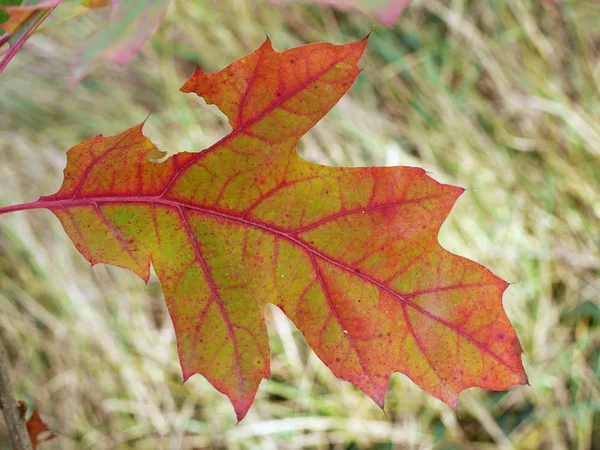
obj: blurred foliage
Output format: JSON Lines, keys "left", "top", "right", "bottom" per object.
{"left": 0, "top": 0, "right": 599, "bottom": 448}
{"left": 0, "top": 1, "right": 24, "bottom": 30}
{"left": 0, "top": 1, "right": 169, "bottom": 82}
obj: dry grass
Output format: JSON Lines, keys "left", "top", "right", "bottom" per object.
{"left": 1, "top": 0, "right": 599, "bottom": 448}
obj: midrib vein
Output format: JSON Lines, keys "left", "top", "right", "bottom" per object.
{"left": 35, "top": 194, "right": 518, "bottom": 374}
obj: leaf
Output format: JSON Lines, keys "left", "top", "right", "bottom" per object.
{"left": 270, "top": 0, "right": 413, "bottom": 26}
{"left": 16, "top": 402, "right": 57, "bottom": 449}
{"left": 0, "top": 38, "right": 527, "bottom": 421}
{"left": 26, "top": 411, "right": 57, "bottom": 449}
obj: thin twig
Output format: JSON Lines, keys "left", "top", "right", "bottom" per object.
{"left": 0, "top": 346, "right": 33, "bottom": 450}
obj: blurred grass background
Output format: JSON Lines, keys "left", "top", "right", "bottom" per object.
{"left": 1, "top": 0, "right": 599, "bottom": 448}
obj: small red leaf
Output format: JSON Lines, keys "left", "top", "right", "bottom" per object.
{"left": 14, "top": 402, "right": 57, "bottom": 450}
{"left": 26, "top": 410, "right": 56, "bottom": 449}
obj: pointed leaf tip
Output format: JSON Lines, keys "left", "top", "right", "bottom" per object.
{"left": 260, "top": 36, "right": 274, "bottom": 52}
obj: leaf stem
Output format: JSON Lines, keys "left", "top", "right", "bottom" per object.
{"left": 0, "top": 346, "right": 33, "bottom": 450}
{"left": 0, "top": 202, "right": 46, "bottom": 216}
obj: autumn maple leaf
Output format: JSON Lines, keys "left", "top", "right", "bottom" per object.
{"left": 0, "top": 38, "right": 527, "bottom": 421}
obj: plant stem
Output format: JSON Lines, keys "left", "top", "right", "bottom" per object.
{"left": 0, "top": 346, "right": 33, "bottom": 450}
{"left": 0, "top": 202, "right": 46, "bottom": 216}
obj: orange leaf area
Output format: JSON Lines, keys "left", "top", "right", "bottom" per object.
{"left": 26, "top": 411, "right": 56, "bottom": 449}
{"left": 7, "top": 38, "right": 527, "bottom": 420}
{"left": 16, "top": 402, "right": 57, "bottom": 449}
{"left": 0, "top": 1, "right": 61, "bottom": 35}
